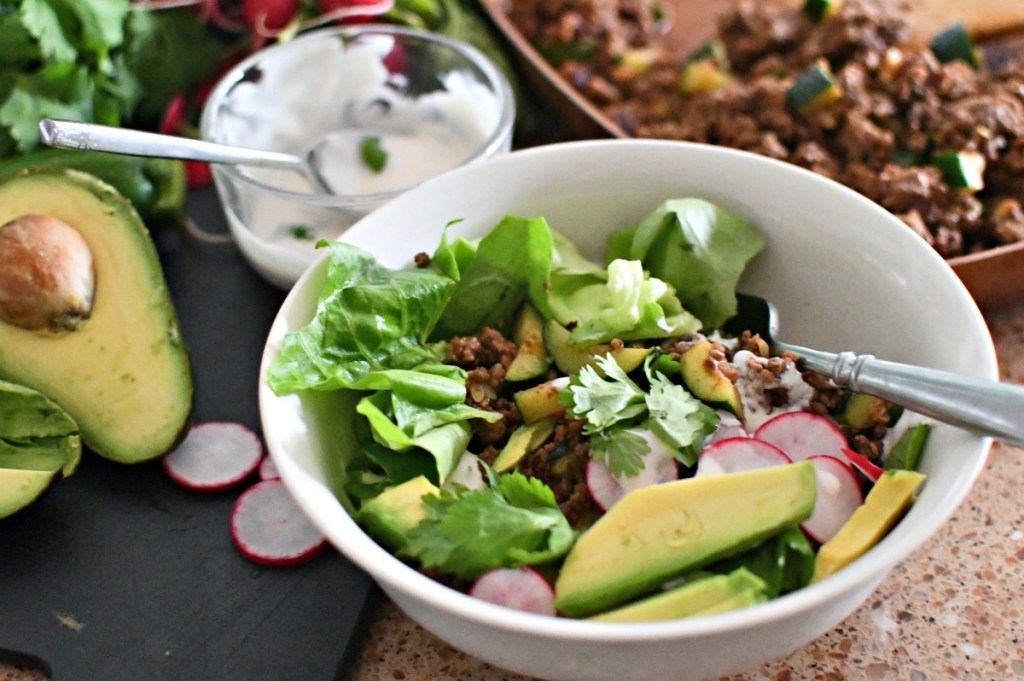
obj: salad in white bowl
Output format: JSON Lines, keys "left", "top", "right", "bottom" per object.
{"left": 265, "top": 195, "right": 931, "bottom": 621}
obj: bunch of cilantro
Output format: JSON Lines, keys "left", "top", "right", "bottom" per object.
{"left": 0, "top": 0, "right": 233, "bottom": 158}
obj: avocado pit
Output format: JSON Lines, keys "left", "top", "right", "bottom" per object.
{"left": 0, "top": 214, "right": 96, "bottom": 332}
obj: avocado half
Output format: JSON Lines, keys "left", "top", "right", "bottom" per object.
{"left": 0, "top": 169, "right": 194, "bottom": 464}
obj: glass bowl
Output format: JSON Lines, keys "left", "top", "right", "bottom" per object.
{"left": 200, "top": 24, "right": 515, "bottom": 289}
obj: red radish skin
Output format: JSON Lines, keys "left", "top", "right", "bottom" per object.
{"left": 754, "top": 411, "right": 849, "bottom": 463}
{"left": 801, "top": 455, "right": 864, "bottom": 544}
{"left": 242, "top": 0, "right": 299, "bottom": 31}
{"left": 695, "top": 437, "right": 791, "bottom": 478}
{"left": 259, "top": 455, "right": 280, "bottom": 481}
{"left": 163, "top": 422, "right": 263, "bottom": 492}
{"left": 231, "top": 479, "right": 329, "bottom": 567}
{"left": 468, "top": 567, "right": 556, "bottom": 616}
{"left": 586, "top": 430, "right": 678, "bottom": 511}
{"left": 842, "top": 447, "right": 884, "bottom": 482}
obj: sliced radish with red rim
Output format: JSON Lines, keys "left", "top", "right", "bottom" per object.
{"left": 258, "top": 455, "right": 280, "bottom": 481}
{"left": 695, "top": 437, "right": 791, "bottom": 478}
{"left": 231, "top": 479, "right": 329, "bottom": 567}
{"left": 754, "top": 411, "right": 849, "bottom": 463}
{"left": 468, "top": 567, "right": 556, "bottom": 616}
{"left": 164, "top": 422, "right": 263, "bottom": 492}
{"left": 801, "top": 455, "right": 864, "bottom": 544}
{"left": 586, "top": 430, "right": 678, "bottom": 511}
{"left": 842, "top": 447, "right": 884, "bottom": 482}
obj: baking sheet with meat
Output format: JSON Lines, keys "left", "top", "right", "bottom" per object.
{"left": 483, "top": 0, "right": 1024, "bottom": 310}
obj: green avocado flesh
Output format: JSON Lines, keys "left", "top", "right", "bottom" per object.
{"left": 0, "top": 169, "right": 194, "bottom": 463}
{"left": 591, "top": 568, "right": 767, "bottom": 623}
{"left": 554, "top": 461, "right": 817, "bottom": 618}
{"left": 356, "top": 475, "right": 439, "bottom": 552}
{"left": 0, "top": 378, "right": 81, "bottom": 518}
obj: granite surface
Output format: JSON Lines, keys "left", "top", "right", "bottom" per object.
{"left": 2, "top": 307, "right": 1021, "bottom": 681}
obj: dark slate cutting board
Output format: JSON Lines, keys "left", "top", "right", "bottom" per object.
{"left": 0, "top": 187, "right": 376, "bottom": 680}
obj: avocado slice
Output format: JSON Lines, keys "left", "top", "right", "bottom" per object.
{"left": 493, "top": 418, "right": 557, "bottom": 472}
{"left": 812, "top": 469, "right": 926, "bottom": 582}
{"left": 679, "top": 340, "right": 743, "bottom": 417}
{"left": 506, "top": 304, "right": 551, "bottom": 382}
{"left": 356, "top": 475, "right": 440, "bottom": 552}
{"left": 0, "top": 169, "right": 194, "bottom": 463}
{"left": 0, "top": 378, "right": 81, "bottom": 519}
{"left": 590, "top": 568, "right": 767, "bottom": 622}
{"left": 0, "top": 468, "right": 57, "bottom": 519}
{"left": 543, "top": 320, "right": 652, "bottom": 377}
{"left": 513, "top": 377, "right": 572, "bottom": 424}
{"left": 554, "top": 461, "right": 816, "bottom": 617}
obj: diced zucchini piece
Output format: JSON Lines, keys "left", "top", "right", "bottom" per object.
{"left": 538, "top": 40, "right": 597, "bottom": 66}
{"left": 612, "top": 47, "right": 661, "bottom": 82}
{"left": 803, "top": 0, "right": 842, "bottom": 21}
{"left": 934, "top": 150, "right": 986, "bottom": 192}
{"left": 883, "top": 423, "right": 932, "bottom": 471}
{"left": 679, "top": 40, "right": 732, "bottom": 95}
{"left": 930, "top": 22, "right": 983, "bottom": 69}
{"left": 680, "top": 61, "right": 733, "bottom": 95}
{"left": 787, "top": 63, "right": 842, "bottom": 114}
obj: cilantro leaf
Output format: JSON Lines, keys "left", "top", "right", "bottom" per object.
{"left": 360, "top": 135, "right": 387, "bottom": 173}
{"left": 643, "top": 360, "right": 715, "bottom": 465}
{"left": 405, "top": 471, "right": 576, "bottom": 580}
{"left": 565, "top": 354, "right": 647, "bottom": 433}
{"left": 589, "top": 427, "right": 650, "bottom": 478}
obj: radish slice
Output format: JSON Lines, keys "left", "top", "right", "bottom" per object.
{"left": 444, "top": 451, "right": 486, "bottom": 491}
{"left": 695, "top": 437, "right": 791, "bottom": 478}
{"left": 258, "top": 456, "right": 280, "bottom": 481}
{"left": 801, "top": 455, "right": 864, "bottom": 544}
{"left": 469, "top": 567, "right": 556, "bottom": 616}
{"left": 586, "top": 430, "right": 679, "bottom": 511}
{"left": 754, "top": 412, "right": 849, "bottom": 463}
{"left": 702, "top": 409, "right": 750, "bottom": 448}
{"left": 163, "top": 422, "right": 263, "bottom": 492}
{"left": 231, "top": 479, "right": 329, "bottom": 567}
{"left": 842, "top": 447, "right": 884, "bottom": 482}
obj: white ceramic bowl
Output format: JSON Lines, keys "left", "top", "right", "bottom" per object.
{"left": 258, "top": 140, "right": 997, "bottom": 681}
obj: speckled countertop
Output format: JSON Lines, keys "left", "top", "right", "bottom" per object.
{"left": 343, "top": 298, "right": 1024, "bottom": 681}
{"left": 3, "top": 301, "right": 1022, "bottom": 681}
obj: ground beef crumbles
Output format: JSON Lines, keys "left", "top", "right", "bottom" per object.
{"left": 507, "top": 0, "right": 1024, "bottom": 257}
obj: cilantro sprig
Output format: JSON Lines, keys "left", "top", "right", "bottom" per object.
{"left": 563, "top": 353, "right": 718, "bottom": 475}
{"left": 404, "top": 470, "right": 576, "bottom": 581}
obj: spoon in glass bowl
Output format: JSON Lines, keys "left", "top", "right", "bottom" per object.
{"left": 38, "top": 118, "right": 337, "bottom": 194}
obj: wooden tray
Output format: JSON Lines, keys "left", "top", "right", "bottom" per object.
{"left": 482, "top": 0, "right": 1024, "bottom": 311}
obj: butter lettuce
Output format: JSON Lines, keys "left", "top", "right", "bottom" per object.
{"left": 267, "top": 242, "right": 456, "bottom": 394}
{"left": 608, "top": 198, "right": 765, "bottom": 331}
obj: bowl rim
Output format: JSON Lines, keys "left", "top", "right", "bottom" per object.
{"left": 261, "top": 138, "right": 997, "bottom": 641}
{"left": 199, "top": 23, "right": 516, "bottom": 207}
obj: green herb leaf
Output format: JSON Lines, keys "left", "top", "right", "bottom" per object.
{"left": 612, "top": 198, "right": 765, "bottom": 330}
{"left": 405, "top": 471, "right": 576, "bottom": 580}
{"left": 267, "top": 242, "right": 456, "bottom": 394}
{"left": 432, "top": 215, "right": 554, "bottom": 339}
{"left": 360, "top": 135, "right": 387, "bottom": 173}
{"left": 589, "top": 427, "right": 650, "bottom": 478}
{"left": 565, "top": 354, "right": 647, "bottom": 433}
{"left": 643, "top": 359, "right": 713, "bottom": 465}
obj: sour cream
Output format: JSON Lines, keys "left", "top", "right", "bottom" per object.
{"left": 731, "top": 349, "right": 815, "bottom": 431}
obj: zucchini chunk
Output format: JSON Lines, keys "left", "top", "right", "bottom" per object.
{"left": 934, "top": 150, "right": 986, "bottom": 192}
{"left": 930, "top": 22, "right": 983, "bottom": 69}
{"left": 787, "top": 63, "right": 842, "bottom": 114}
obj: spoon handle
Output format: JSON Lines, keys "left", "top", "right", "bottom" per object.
{"left": 780, "top": 343, "right": 1024, "bottom": 448}
{"left": 38, "top": 119, "right": 308, "bottom": 172}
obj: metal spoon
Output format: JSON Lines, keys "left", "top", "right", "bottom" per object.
{"left": 723, "top": 292, "right": 1024, "bottom": 448}
{"left": 38, "top": 118, "right": 336, "bottom": 194}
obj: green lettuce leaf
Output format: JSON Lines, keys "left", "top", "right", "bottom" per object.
{"left": 708, "top": 526, "right": 814, "bottom": 598}
{"left": 431, "top": 215, "right": 553, "bottom": 339}
{"left": 267, "top": 242, "right": 457, "bottom": 394}
{"left": 613, "top": 198, "right": 765, "bottom": 330}
{"left": 405, "top": 470, "right": 576, "bottom": 580}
